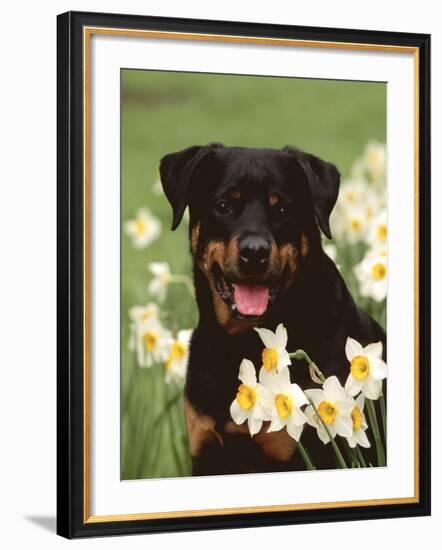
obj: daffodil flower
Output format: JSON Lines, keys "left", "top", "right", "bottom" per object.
{"left": 343, "top": 207, "right": 368, "bottom": 244}
{"left": 254, "top": 324, "right": 291, "bottom": 374}
{"left": 261, "top": 366, "right": 308, "bottom": 441}
{"left": 362, "top": 141, "right": 386, "bottom": 185}
{"left": 124, "top": 207, "right": 161, "bottom": 249}
{"left": 147, "top": 262, "right": 172, "bottom": 303}
{"left": 366, "top": 210, "right": 387, "bottom": 248}
{"left": 230, "top": 359, "right": 272, "bottom": 436}
{"left": 134, "top": 315, "right": 171, "bottom": 368}
{"left": 340, "top": 179, "right": 368, "bottom": 208}
{"left": 164, "top": 329, "right": 192, "bottom": 385}
{"left": 346, "top": 394, "right": 370, "bottom": 448}
{"left": 128, "top": 302, "right": 159, "bottom": 325}
{"left": 344, "top": 337, "right": 387, "bottom": 399}
{"left": 305, "top": 376, "right": 354, "bottom": 444}
{"left": 354, "top": 247, "right": 387, "bottom": 302}
{"left": 128, "top": 302, "right": 161, "bottom": 359}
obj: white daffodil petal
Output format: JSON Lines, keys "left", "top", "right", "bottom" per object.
{"left": 316, "top": 425, "right": 331, "bottom": 444}
{"left": 356, "top": 429, "right": 371, "bottom": 448}
{"left": 258, "top": 366, "right": 274, "bottom": 388}
{"left": 369, "top": 359, "right": 387, "bottom": 381}
{"left": 291, "top": 384, "right": 309, "bottom": 408}
{"left": 345, "top": 374, "right": 363, "bottom": 397}
{"left": 304, "top": 389, "right": 324, "bottom": 407}
{"left": 323, "top": 376, "right": 346, "bottom": 401}
{"left": 278, "top": 348, "right": 292, "bottom": 370}
{"left": 364, "top": 341, "right": 383, "bottom": 359}
{"left": 248, "top": 416, "right": 262, "bottom": 436}
{"left": 372, "top": 283, "right": 387, "bottom": 302}
{"left": 286, "top": 420, "right": 303, "bottom": 442}
{"left": 337, "top": 399, "right": 355, "bottom": 416}
{"left": 362, "top": 377, "right": 383, "bottom": 400}
{"left": 269, "top": 414, "right": 285, "bottom": 432}
{"left": 355, "top": 394, "right": 365, "bottom": 411}
{"left": 275, "top": 323, "right": 288, "bottom": 349}
{"left": 254, "top": 399, "right": 271, "bottom": 422}
{"left": 254, "top": 327, "right": 277, "bottom": 349}
{"left": 292, "top": 406, "right": 308, "bottom": 427}
{"left": 148, "top": 262, "right": 169, "bottom": 276}
{"left": 238, "top": 359, "right": 257, "bottom": 386}
{"left": 345, "top": 337, "right": 363, "bottom": 361}
{"left": 278, "top": 365, "right": 291, "bottom": 386}
{"left": 334, "top": 415, "right": 353, "bottom": 438}
{"left": 230, "top": 399, "right": 248, "bottom": 425}
{"left": 327, "top": 423, "right": 338, "bottom": 438}
{"left": 305, "top": 406, "right": 317, "bottom": 427}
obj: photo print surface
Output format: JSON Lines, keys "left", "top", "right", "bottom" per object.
{"left": 121, "top": 69, "right": 387, "bottom": 480}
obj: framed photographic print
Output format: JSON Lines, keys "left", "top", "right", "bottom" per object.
{"left": 57, "top": 11, "right": 431, "bottom": 538}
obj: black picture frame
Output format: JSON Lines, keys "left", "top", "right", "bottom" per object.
{"left": 57, "top": 10, "right": 431, "bottom": 539}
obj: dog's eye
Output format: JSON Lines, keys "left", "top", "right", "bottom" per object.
{"left": 273, "top": 204, "right": 290, "bottom": 219}
{"left": 214, "top": 200, "right": 234, "bottom": 216}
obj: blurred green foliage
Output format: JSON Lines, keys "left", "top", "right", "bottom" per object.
{"left": 121, "top": 69, "right": 386, "bottom": 480}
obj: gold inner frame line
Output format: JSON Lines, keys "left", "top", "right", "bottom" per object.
{"left": 82, "top": 26, "right": 420, "bottom": 524}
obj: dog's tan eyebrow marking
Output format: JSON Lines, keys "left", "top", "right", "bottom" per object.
{"left": 269, "top": 193, "right": 279, "bottom": 206}
{"left": 229, "top": 190, "right": 241, "bottom": 200}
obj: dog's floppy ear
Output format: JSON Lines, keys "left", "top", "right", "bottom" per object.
{"left": 159, "top": 144, "right": 221, "bottom": 230}
{"left": 283, "top": 146, "right": 340, "bottom": 239}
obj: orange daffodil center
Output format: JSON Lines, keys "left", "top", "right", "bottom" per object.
{"left": 350, "top": 355, "right": 370, "bottom": 380}
{"left": 134, "top": 218, "right": 147, "bottom": 236}
{"left": 317, "top": 401, "right": 337, "bottom": 425}
{"left": 165, "top": 341, "right": 187, "bottom": 370}
{"left": 371, "top": 262, "right": 386, "bottom": 280}
{"left": 275, "top": 394, "right": 293, "bottom": 419}
{"left": 377, "top": 223, "right": 387, "bottom": 242}
{"left": 262, "top": 348, "right": 279, "bottom": 372}
{"left": 351, "top": 406, "right": 363, "bottom": 431}
{"left": 143, "top": 331, "right": 159, "bottom": 352}
{"left": 236, "top": 384, "right": 257, "bottom": 410}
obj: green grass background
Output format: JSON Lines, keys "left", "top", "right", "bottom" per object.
{"left": 121, "top": 70, "right": 386, "bottom": 480}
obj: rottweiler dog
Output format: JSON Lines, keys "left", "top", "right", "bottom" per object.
{"left": 160, "top": 143, "right": 386, "bottom": 475}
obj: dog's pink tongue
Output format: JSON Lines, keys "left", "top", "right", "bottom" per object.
{"left": 234, "top": 284, "right": 269, "bottom": 316}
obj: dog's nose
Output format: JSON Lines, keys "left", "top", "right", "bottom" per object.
{"left": 238, "top": 235, "right": 271, "bottom": 273}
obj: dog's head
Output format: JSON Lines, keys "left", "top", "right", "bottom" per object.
{"left": 160, "top": 144, "right": 340, "bottom": 331}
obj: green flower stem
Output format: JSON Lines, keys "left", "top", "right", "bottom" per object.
{"left": 348, "top": 446, "right": 361, "bottom": 468}
{"left": 297, "top": 441, "right": 316, "bottom": 470}
{"left": 308, "top": 400, "right": 348, "bottom": 469}
{"left": 355, "top": 445, "right": 367, "bottom": 468}
{"left": 170, "top": 275, "right": 195, "bottom": 297}
{"left": 341, "top": 440, "right": 361, "bottom": 468}
{"left": 380, "top": 393, "right": 387, "bottom": 440}
{"left": 289, "top": 350, "right": 326, "bottom": 383}
{"left": 289, "top": 350, "right": 314, "bottom": 364}
{"left": 366, "top": 399, "right": 386, "bottom": 466}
